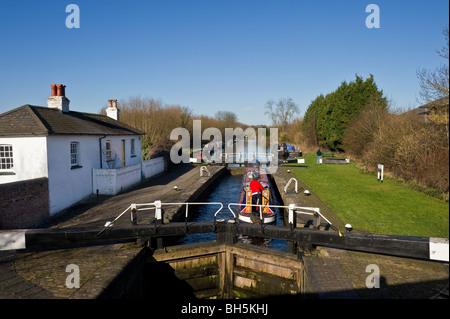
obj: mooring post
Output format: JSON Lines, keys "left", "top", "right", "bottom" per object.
{"left": 154, "top": 200, "right": 163, "bottom": 225}
{"left": 312, "top": 211, "right": 321, "bottom": 230}
{"left": 200, "top": 166, "right": 211, "bottom": 177}
{"left": 378, "top": 164, "right": 384, "bottom": 183}
{"left": 286, "top": 204, "right": 299, "bottom": 256}
{"left": 288, "top": 204, "right": 296, "bottom": 231}
{"left": 153, "top": 200, "right": 164, "bottom": 250}
{"left": 130, "top": 204, "right": 138, "bottom": 225}
{"left": 216, "top": 220, "right": 235, "bottom": 245}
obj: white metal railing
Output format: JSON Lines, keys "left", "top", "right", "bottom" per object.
{"left": 284, "top": 178, "right": 298, "bottom": 194}
{"left": 101, "top": 201, "right": 229, "bottom": 231}
{"left": 100, "top": 201, "right": 335, "bottom": 235}
{"left": 228, "top": 203, "right": 281, "bottom": 222}
{"left": 153, "top": 201, "right": 226, "bottom": 220}
{"left": 221, "top": 152, "right": 276, "bottom": 162}
{"left": 226, "top": 202, "right": 332, "bottom": 230}
{"left": 200, "top": 166, "right": 211, "bottom": 177}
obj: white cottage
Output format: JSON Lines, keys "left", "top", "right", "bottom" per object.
{"left": 0, "top": 84, "right": 145, "bottom": 220}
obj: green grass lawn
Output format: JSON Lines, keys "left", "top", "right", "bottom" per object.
{"left": 287, "top": 154, "right": 449, "bottom": 238}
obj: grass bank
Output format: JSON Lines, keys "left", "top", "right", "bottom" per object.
{"left": 285, "top": 154, "right": 449, "bottom": 238}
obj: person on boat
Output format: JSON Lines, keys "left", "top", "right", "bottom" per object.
{"left": 249, "top": 171, "right": 264, "bottom": 213}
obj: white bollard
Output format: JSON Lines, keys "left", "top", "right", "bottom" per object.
{"left": 154, "top": 200, "right": 162, "bottom": 222}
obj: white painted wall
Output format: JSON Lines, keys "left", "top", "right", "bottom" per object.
{"left": 1, "top": 134, "right": 143, "bottom": 215}
{"left": 99, "top": 136, "right": 142, "bottom": 169}
{"left": 93, "top": 157, "right": 165, "bottom": 196}
{"left": 46, "top": 135, "right": 101, "bottom": 215}
{"left": 47, "top": 135, "right": 142, "bottom": 214}
{"left": 142, "top": 157, "right": 165, "bottom": 179}
{"left": 0, "top": 137, "right": 48, "bottom": 184}
{"left": 93, "top": 163, "right": 142, "bottom": 195}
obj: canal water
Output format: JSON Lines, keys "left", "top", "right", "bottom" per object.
{"left": 180, "top": 172, "right": 287, "bottom": 251}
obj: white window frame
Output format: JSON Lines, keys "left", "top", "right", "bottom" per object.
{"left": 105, "top": 140, "right": 112, "bottom": 161}
{"left": 70, "top": 142, "right": 80, "bottom": 167}
{"left": 0, "top": 144, "right": 14, "bottom": 171}
{"left": 131, "top": 138, "right": 136, "bottom": 157}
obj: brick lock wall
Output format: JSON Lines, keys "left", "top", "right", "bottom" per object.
{"left": 0, "top": 177, "right": 50, "bottom": 229}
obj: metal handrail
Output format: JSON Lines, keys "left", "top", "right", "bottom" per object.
{"left": 284, "top": 177, "right": 298, "bottom": 194}
{"left": 227, "top": 202, "right": 286, "bottom": 221}
{"left": 227, "top": 202, "right": 333, "bottom": 229}
{"left": 100, "top": 201, "right": 333, "bottom": 236}
{"left": 132, "top": 201, "right": 226, "bottom": 219}
{"left": 102, "top": 201, "right": 228, "bottom": 230}
{"left": 200, "top": 166, "right": 211, "bottom": 177}
{"left": 221, "top": 152, "right": 276, "bottom": 162}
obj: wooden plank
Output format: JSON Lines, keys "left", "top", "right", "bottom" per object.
{"left": 228, "top": 243, "right": 302, "bottom": 269}
{"left": 173, "top": 265, "right": 218, "bottom": 281}
{"left": 224, "top": 243, "right": 234, "bottom": 299}
{"left": 185, "top": 275, "right": 219, "bottom": 291}
{"left": 234, "top": 274, "right": 257, "bottom": 290}
{"left": 218, "top": 251, "right": 226, "bottom": 298}
{"left": 233, "top": 267, "right": 299, "bottom": 295}
{"left": 235, "top": 255, "right": 298, "bottom": 280}
{"left": 168, "top": 255, "right": 217, "bottom": 270}
{"left": 194, "top": 288, "right": 221, "bottom": 299}
{"left": 153, "top": 242, "right": 224, "bottom": 262}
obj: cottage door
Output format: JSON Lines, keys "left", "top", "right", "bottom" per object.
{"left": 121, "top": 140, "right": 126, "bottom": 167}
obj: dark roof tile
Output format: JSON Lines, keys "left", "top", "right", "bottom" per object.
{"left": 0, "top": 105, "right": 144, "bottom": 136}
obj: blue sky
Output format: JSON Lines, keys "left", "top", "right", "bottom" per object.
{"left": 0, "top": 0, "right": 448, "bottom": 125}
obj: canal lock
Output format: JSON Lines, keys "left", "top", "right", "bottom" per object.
{"left": 99, "top": 168, "right": 311, "bottom": 299}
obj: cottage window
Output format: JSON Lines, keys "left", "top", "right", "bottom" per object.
{"left": 70, "top": 142, "right": 80, "bottom": 167}
{"left": 131, "top": 139, "right": 136, "bottom": 157}
{"left": 0, "top": 145, "right": 13, "bottom": 170}
{"left": 105, "top": 141, "right": 112, "bottom": 161}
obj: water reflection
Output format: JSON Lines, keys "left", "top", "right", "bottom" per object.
{"left": 199, "top": 139, "right": 277, "bottom": 165}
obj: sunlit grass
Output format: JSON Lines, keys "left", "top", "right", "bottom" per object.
{"left": 288, "top": 154, "right": 449, "bottom": 238}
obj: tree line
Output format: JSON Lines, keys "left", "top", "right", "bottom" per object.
{"left": 298, "top": 27, "right": 449, "bottom": 195}
{"left": 101, "top": 96, "right": 245, "bottom": 160}
{"left": 298, "top": 73, "right": 448, "bottom": 195}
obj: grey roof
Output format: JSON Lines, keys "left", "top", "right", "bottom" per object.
{"left": 408, "top": 96, "right": 449, "bottom": 116}
{"left": 0, "top": 105, "right": 144, "bottom": 137}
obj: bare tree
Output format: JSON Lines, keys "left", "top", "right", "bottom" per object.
{"left": 264, "top": 97, "right": 299, "bottom": 131}
{"left": 215, "top": 111, "right": 238, "bottom": 127}
{"left": 417, "top": 26, "right": 449, "bottom": 141}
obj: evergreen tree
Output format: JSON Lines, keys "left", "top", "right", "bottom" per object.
{"left": 302, "top": 75, "right": 387, "bottom": 151}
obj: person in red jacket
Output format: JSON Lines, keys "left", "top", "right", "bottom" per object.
{"left": 249, "top": 172, "right": 264, "bottom": 213}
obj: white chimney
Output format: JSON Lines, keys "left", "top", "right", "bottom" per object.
{"left": 47, "top": 84, "right": 70, "bottom": 113}
{"left": 106, "top": 99, "right": 120, "bottom": 121}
